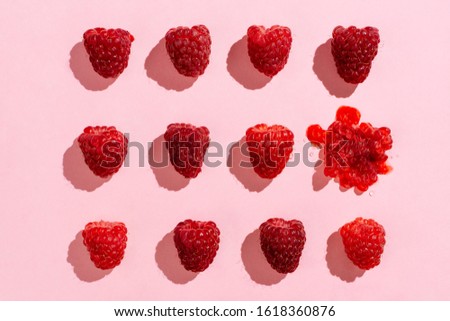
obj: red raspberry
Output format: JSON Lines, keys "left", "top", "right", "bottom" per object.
{"left": 306, "top": 106, "right": 392, "bottom": 192}
{"left": 247, "top": 25, "right": 292, "bottom": 77}
{"left": 340, "top": 217, "right": 386, "bottom": 270}
{"left": 164, "top": 123, "right": 210, "bottom": 178}
{"left": 82, "top": 221, "right": 128, "bottom": 270}
{"left": 83, "top": 28, "right": 134, "bottom": 78}
{"left": 245, "top": 124, "right": 294, "bottom": 179}
{"left": 78, "top": 126, "right": 128, "bottom": 178}
{"left": 165, "top": 25, "right": 211, "bottom": 77}
{"left": 331, "top": 26, "right": 380, "bottom": 84}
{"left": 173, "top": 220, "right": 220, "bottom": 272}
{"left": 259, "top": 218, "right": 306, "bottom": 274}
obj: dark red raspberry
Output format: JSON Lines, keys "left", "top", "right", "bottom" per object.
{"left": 173, "top": 219, "right": 220, "bottom": 272}
{"left": 259, "top": 218, "right": 306, "bottom": 274}
{"left": 82, "top": 221, "right": 128, "bottom": 270}
{"left": 164, "top": 123, "right": 210, "bottom": 178}
{"left": 245, "top": 124, "right": 294, "bottom": 179}
{"left": 165, "top": 25, "right": 211, "bottom": 77}
{"left": 78, "top": 126, "right": 128, "bottom": 178}
{"left": 83, "top": 28, "right": 134, "bottom": 78}
{"left": 340, "top": 217, "right": 386, "bottom": 270}
{"left": 331, "top": 26, "right": 380, "bottom": 84}
{"left": 307, "top": 106, "right": 392, "bottom": 192}
{"left": 247, "top": 25, "right": 292, "bottom": 77}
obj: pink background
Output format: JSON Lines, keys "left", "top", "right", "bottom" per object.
{"left": 1, "top": 0, "right": 450, "bottom": 300}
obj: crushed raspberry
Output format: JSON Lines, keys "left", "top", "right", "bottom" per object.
{"left": 307, "top": 106, "right": 393, "bottom": 192}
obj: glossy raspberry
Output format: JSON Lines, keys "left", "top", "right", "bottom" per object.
{"left": 340, "top": 217, "right": 386, "bottom": 270}
{"left": 307, "top": 106, "right": 392, "bottom": 192}
{"left": 173, "top": 220, "right": 220, "bottom": 272}
{"left": 245, "top": 124, "right": 294, "bottom": 179}
{"left": 78, "top": 126, "right": 128, "bottom": 178}
{"left": 259, "top": 218, "right": 306, "bottom": 274}
{"left": 164, "top": 123, "right": 210, "bottom": 178}
{"left": 331, "top": 26, "right": 380, "bottom": 84}
{"left": 165, "top": 25, "right": 211, "bottom": 77}
{"left": 247, "top": 25, "right": 292, "bottom": 77}
{"left": 83, "top": 28, "right": 134, "bottom": 78}
{"left": 82, "top": 221, "right": 128, "bottom": 270}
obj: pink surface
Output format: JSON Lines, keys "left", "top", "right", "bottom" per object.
{"left": 1, "top": 0, "right": 450, "bottom": 300}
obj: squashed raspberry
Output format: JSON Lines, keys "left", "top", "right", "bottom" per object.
{"left": 307, "top": 106, "right": 392, "bottom": 192}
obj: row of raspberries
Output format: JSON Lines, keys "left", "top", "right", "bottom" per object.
{"left": 83, "top": 217, "right": 386, "bottom": 273}
{"left": 83, "top": 25, "right": 380, "bottom": 83}
{"left": 77, "top": 106, "right": 393, "bottom": 192}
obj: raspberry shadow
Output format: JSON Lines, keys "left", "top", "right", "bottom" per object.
{"left": 312, "top": 158, "right": 332, "bottom": 192}
{"left": 63, "top": 139, "right": 111, "bottom": 192}
{"left": 312, "top": 39, "right": 357, "bottom": 98}
{"left": 241, "top": 229, "right": 286, "bottom": 285}
{"left": 67, "top": 231, "right": 112, "bottom": 282}
{"left": 69, "top": 42, "right": 116, "bottom": 91}
{"left": 145, "top": 38, "right": 197, "bottom": 91}
{"left": 227, "top": 138, "right": 272, "bottom": 192}
{"left": 148, "top": 134, "right": 190, "bottom": 191}
{"left": 326, "top": 231, "right": 365, "bottom": 282}
{"left": 155, "top": 232, "right": 198, "bottom": 284}
{"left": 227, "top": 36, "right": 271, "bottom": 90}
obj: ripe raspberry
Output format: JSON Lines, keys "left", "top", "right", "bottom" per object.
{"left": 340, "top": 217, "right": 386, "bottom": 270}
{"left": 78, "top": 126, "right": 128, "bottom": 178}
{"left": 247, "top": 25, "right": 292, "bottom": 77}
{"left": 306, "top": 106, "right": 392, "bottom": 192}
{"left": 245, "top": 124, "right": 294, "bottom": 179}
{"left": 83, "top": 28, "right": 134, "bottom": 78}
{"left": 82, "top": 221, "right": 128, "bottom": 270}
{"left": 164, "top": 123, "right": 210, "bottom": 178}
{"left": 173, "top": 219, "right": 220, "bottom": 272}
{"left": 165, "top": 25, "right": 211, "bottom": 77}
{"left": 259, "top": 218, "right": 306, "bottom": 274}
{"left": 331, "top": 26, "right": 380, "bottom": 84}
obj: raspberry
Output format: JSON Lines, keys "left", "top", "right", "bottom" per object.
{"left": 83, "top": 28, "right": 134, "bottom": 78}
{"left": 165, "top": 25, "right": 211, "bottom": 77}
{"left": 245, "top": 124, "right": 294, "bottom": 179}
{"left": 164, "top": 123, "right": 210, "bottom": 178}
{"left": 247, "top": 25, "right": 292, "bottom": 77}
{"left": 78, "top": 126, "right": 128, "bottom": 178}
{"left": 331, "top": 26, "right": 380, "bottom": 84}
{"left": 306, "top": 106, "right": 392, "bottom": 192}
{"left": 82, "top": 221, "right": 128, "bottom": 270}
{"left": 173, "top": 220, "right": 220, "bottom": 272}
{"left": 259, "top": 218, "right": 306, "bottom": 274}
{"left": 340, "top": 217, "right": 386, "bottom": 270}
